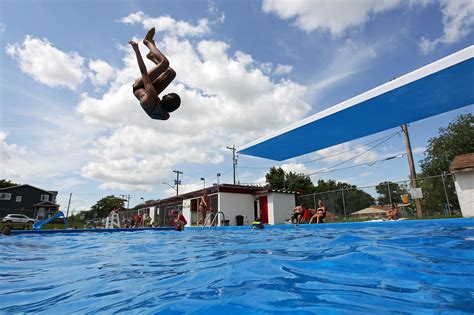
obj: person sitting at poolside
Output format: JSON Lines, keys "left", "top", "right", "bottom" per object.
{"left": 386, "top": 204, "right": 399, "bottom": 220}
{"left": 175, "top": 211, "right": 187, "bottom": 231}
{"left": 299, "top": 206, "right": 313, "bottom": 224}
{"left": 309, "top": 200, "right": 326, "bottom": 224}
{"left": 251, "top": 217, "right": 264, "bottom": 229}
{"left": 291, "top": 205, "right": 304, "bottom": 224}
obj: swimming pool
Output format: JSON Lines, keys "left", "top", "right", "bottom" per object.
{"left": 1, "top": 218, "right": 474, "bottom": 314}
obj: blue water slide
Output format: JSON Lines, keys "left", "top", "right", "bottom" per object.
{"left": 33, "top": 211, "right": 67, "bottom": 230}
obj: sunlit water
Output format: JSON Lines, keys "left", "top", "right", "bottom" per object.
{"left": 1, "top": 219, "right": 474, "bottom": 314}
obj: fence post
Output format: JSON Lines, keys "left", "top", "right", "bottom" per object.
{"left": 341, "top": 188, "right": 347, "bottom": 220}
{"left": 313, "top": 193, "right": 317, "bottom": 210}
{"left": 441, "top": 172, "right": 451, "bottom": 215}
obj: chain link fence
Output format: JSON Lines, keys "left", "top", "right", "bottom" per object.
{"left": 297, "top": 172, "right": 459, "bottom": 221}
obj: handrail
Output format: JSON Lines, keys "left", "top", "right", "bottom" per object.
{"left": 202, "top": 211, "right": 225, "bottom": 229}
{"left": 201, "top": 213, "right": 213, "bottom": 228}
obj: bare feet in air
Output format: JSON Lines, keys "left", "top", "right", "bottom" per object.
{"left": 143, "top": 27, "right": 155, "bottom": 45}
{"left": 129, "top": 40, "right": 139, "bottom": 49}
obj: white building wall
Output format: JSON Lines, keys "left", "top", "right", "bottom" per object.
{"left": 148, "top": 206, "right": 157, "bottom": 224}
{"left": 453, "top": 170, "right": 474, "bottom": 217}
{"left": 268, "top": 193, "right": 295, "bottom": 224}
{"left": 219, "top": 192, "right": 255, "bottom": 226}
{"left": 182, "top": 199, "right": 191, "bottom": 226}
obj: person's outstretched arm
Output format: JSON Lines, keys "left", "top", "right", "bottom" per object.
{"left": 129, "top": 41, "right": 154, "bottom": 92}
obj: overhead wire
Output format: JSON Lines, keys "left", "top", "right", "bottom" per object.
{"left": 237, "top": 130, "right": 401, "bottom": 170}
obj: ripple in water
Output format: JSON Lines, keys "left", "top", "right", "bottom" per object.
{"left": 1, "top": 219, "right": 474, "bottom": 314}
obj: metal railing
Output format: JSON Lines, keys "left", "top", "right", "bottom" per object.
{"left": 202, "top": 211, "right": 226, "bottom": 229}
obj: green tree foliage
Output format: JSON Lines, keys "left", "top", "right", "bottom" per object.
{"left": 418, "top": 113, "right": 473, "bottom": 213}
{"left": 375, "top": 181, "right": 407, "bottom": 205}
{"left": 420, "top": 113, "right": 474, "bottom": 175}
{"left": 265, "top": 167, "right": 313, "bottom": 193}
{"left": 0, "top": 179, "right": 18, "bottom": 189}
{"left": 89, "top": 195, "right": 125, "bottom": 218}
{"left": 265, "top": 167, "right": 286, "bottom": 190}
{"left": 285, "top": 171, "right": 314, "bottom": 193}
{"left": 312, "top": 179, "right": 374, "bottom": 216}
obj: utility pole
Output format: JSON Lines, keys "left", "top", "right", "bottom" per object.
{"left": 401, "top": 124, "right": 423, "bottom": 218}
{"left": 173, "top": 170, "right": 183, "bottom": 196}
{"left": 226, "top": 145, "right": 237, "bottom": 185}
{"left": 118, "top": 194, "right": 131, "bottom": 209}
{"left": 65, "top": 193, "right": 72, "bottom": 218}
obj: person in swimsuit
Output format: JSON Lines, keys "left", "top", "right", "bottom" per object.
{"left": 386, "top": 204, "right": 399, "bottom": 220}
{"left": 291, "top": 205, "right": 303, "bottom": 224}
{"left": 175, "top": 211, "right": 187, "bottom": 231}
{"left": 129, "top": 27, "right": 180, "bottom": 120}
{"left": 309, "top": 200, "right": 326, "bottom": 224}
{"left": 198, "top": 191, "right": 210, "bottom": 225}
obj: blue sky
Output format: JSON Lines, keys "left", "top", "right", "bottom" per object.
{"left": 1, "top": 0, "right": 473, "bottom": 213}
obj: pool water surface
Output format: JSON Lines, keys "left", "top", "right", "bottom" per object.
{"left": 1, "top": 218, "right": 474, "bottom": 314}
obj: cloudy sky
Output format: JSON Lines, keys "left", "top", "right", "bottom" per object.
{"left": 1, "top": 0, "right": 473, "bottom": 212}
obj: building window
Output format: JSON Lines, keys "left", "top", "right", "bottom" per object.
{"left": 16, "top": 196, "right": 22, "bottom": 202}
{"left": 0, "top": 193, "right": 12, "bottom": 200}
{"left": 41, "top": 194, "right": 49, "bottom": 202}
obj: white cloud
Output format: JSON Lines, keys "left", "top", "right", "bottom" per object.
{"left": 88, "top": 59, "right": 115, "bottom": 87}
{"left": 274, "top": 64, "right": 293, "bottom": 75}
{"left": 76, "top": 30, "right": 311, "bottom": 190}
{"left": 419, "top": 0, "right": 474, "bottom": 54}
{"left": 280, "top": 163, "right": 311, "bottom": 174}
{"left": 307, "top": 39, "right": 377, "bottom": 97}
{"left": 262, "top": 0, "right": 402, "bottom": 36}
{"left": 120, "top": 11, "right": 211, "bottom": 37}
{"left": 0, "top": 23, "right": 5, "bottom": 32}
{"left": 6, "top": 35, "right": 85, "bottom": 90}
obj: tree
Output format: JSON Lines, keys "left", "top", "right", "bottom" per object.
{"left": 285, "top": 171, "right": 314, "bottom": 193}
{"left": 418, "top": 113, "right": 474, "bottom": 213}
{"left": 265, "top": 167, "right": 314, "bottom": 194}
{"left": 420, "top": 113, "right": 474, "bottom": 175}
{"left": 265, "top": 167, "right": 286, "bottom": 190}
{"left": 0, "top": 179, "right": 18, "bottom": 189}
{"left": 375, "top": 181, "right": 407, "bottom": 205}
{"left": 311, "top": 179, "right": 374, "bottom": 216}
{"left": 89, "top": 195, "right": 125, "bottom": 218}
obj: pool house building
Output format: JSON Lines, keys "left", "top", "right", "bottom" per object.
{"left": 137, "top": 184, "right": 296, "bottom": 227}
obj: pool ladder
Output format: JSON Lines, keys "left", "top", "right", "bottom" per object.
{"left": 202, "top": 211, "right": 225, "bottom": 229}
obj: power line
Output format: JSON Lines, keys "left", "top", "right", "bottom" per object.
{"left": 314, "top": 132, "right": 400, "bottom": 174}
{"left": 246, "top": 153, "right": 406, "bottom": 186}
{"left": 306, "top": 153, "right": 406, "bottom": 176}
{"left": 237, "top": 131, "right": 401, "bottom": 170}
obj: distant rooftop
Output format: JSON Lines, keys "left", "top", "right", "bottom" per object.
{"left": 450, "top": 153, "right": 474, "bottom": 172}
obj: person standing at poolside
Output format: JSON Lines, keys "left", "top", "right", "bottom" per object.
{"left": 309, "top": 200, "right": 326, "bottom": 224}
{"left": 198, "top": 191, "right": 211, "bottom": 225}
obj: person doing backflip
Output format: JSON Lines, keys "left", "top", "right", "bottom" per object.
{"left": 129, "top": 27, "right": 180, "bottom": 120}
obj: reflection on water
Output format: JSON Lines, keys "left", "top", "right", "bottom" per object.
{"left": 1, "top": 219, "right": 474, "bottom": 313}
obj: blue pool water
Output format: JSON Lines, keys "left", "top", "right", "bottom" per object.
{"left": 1, "top": 219, "right": 474, "bottom": 314}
